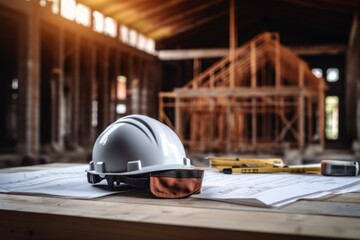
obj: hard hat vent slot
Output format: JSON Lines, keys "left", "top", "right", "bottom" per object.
{"left": 128, "top": 160, "right": 142, "bottom": 172}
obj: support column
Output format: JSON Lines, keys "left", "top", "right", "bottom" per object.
{"left": 319, "top": 81, "right": 326, "bottom": 147}
{"left": 130, "top": 57, "right": 140, "bottom": 114}
{"left": 229, "top": 0, "right": 237, "bottom": 88}
{"left": 90, "top": 42, "right": 97, "bottom": 143}
{"left": 345, "top": 13, "right": 360, "bottom": 156}
{"left": 175, "top": 95, "right": 182, "bottom": 140}
{"left": 193, "top": 58, "right": 201, "bottom": 78}
{"left": 102, "top": 46, "right": 110, "bottom": 129}
{"left": 110, "top": 52, "right": 120, "bottom": 122}
{"left": 25, "top": 2, "right": 40, "bottom": 154}
{"left": 298, "top": 95, "right": 305, "bottom": 148}
{"left": 71, "top": 34, "right": 80, "bottom": 149}
{"left": 298, "top": 62, "right": 305, "bottom": 148}
{"left": 56, "top": 28, "right": 65, "bottom": 151}
{"left": 141, "top": 61, "right": 149, "bottom": 115}
{"left": 275, "top": 34, "right": 281, "bottom": 87}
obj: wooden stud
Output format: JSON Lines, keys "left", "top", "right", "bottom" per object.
{"left": 250, "top": 41, "right": 257, "bottom": 88}
{"left": 275, "top": 35, "right": 281, "bottom": 87}
{"left": 229, "top": 0, "right": 237, "bottom": 88}
{"left": 25, "top": 1, "right": 41, "bottom": 154}
{"left": 71, "top": 34, "right": 80, "bottom": 148}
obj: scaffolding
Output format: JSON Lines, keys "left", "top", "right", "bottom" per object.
{"left": 159, "top": 32, "right": 326, "bottom": 152}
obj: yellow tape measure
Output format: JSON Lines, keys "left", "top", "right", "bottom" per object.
{"left": 209, "top": 157, "right": 359, "bottom": 176}
{"left": 209, "top": 157, "right": 284, "bottom": 168}
{"left": 219, "top": 166, "right": 321, "bottom": 174}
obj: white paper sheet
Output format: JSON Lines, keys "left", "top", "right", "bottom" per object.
{"left": 0, "top": 165, "right": 124, "bottom": 198}
{"left": 192, "top": 170, "right": 360, "bottom": 207}
{"left": 1, "top": 165, "right": 360, "bottom": 207}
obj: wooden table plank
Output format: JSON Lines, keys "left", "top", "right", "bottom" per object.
{"left": 0, "top": 194, "right": 359, "bottom": 239}
{"left": 0, "top": 163, "right": 359, "bottom": 239}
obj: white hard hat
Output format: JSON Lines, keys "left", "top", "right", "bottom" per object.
{"left": 87, "top": 114, "right": 191, "bottom": 176}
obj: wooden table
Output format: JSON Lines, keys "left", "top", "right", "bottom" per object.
{"left": 0, "top": 163, "right": 359, "bottom": 240}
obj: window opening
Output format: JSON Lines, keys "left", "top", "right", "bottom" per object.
{"left": 61, "top": 0, "right": 76, "bottom": 21}
{"left": 326, "top": 68, "right": 339, "bottom": 82}
{"left": 311, "top": 68, "right": 323, "bottom": 78}
{"left": 325, "top": 96, "right": 339, "bottom": 140}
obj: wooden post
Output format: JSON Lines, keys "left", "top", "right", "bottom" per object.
{"left": 275, "top": 35, "right": 281, "bottom": 87}
{"left": 71, "top": 34, "right": 80, "bottom": 148}
{"left": 102, "top": 47, "right": 110, "bottom": 129}
{"left": 226, "top": 97, "right": 233, "bottom": 152}
{"left": 298, "top": 94, "right": 305, "bottom": 148}
{"left": 111, "top": 52, "right": 120, "bottom": 122}
{"left": 250, "top": 42, "right": 257, "bottom": 88}
{"left": 319, "top": 81, "right": 326, "bottom": 146}
{"left": 25, "top": 1, "right": 40, "bottom": 154}
{"left": 345, "top": 13, "right": 360, "bottom": 143}
{"left": 90, "top": 42, "right": 97, "bottom": 143}
{"left": 298, "top": 62, "right": 304, "bottom": 87}
{"left": 141, "top": 61, "right": 149, "bottom": 115}
{"left": 193, "top": 58, "right": 201, "bottom": 78}
{"left": 229, "top": 0, "right": 237, "bottom": 88}
{"left": 175, "top": 95, "right": 182, "bottom": 140}
{"left": 252, "top": 98, "right": 257, "bottom": 146}
{"left": 307, "top": 96, "right": 313, "bottom": 143}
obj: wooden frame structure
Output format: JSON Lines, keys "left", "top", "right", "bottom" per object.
{"left": 159, "top": 32, "right": 326, "bottom": 152}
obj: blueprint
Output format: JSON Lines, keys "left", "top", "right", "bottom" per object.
{"left": 192, "top": 170, "right": 360, "bottom": 207}
{"left": 0, "top": 165, "right": 124, "bottom": 198}
{"left": 1, "top": 165, "right": 359, "bottom": 207}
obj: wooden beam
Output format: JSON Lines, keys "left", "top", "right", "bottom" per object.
{"left": 77, "top": 0, "right": 114, "bottom": 10}
{"left": 128, "top": 0, "right": 184, "bottom": 28}
{"left": 174, "top": 87, "right": 306, "bottom": 98}
{"left": 71, "top": 34, "right": 80, "bottom": 148}
{"left": 25, "top": 1, "right": 40, "bottom": 154}
{"left": 298, "top": 95, "right": 305, "bottom": 148}
{"left": 149, "top": 10, "right": 228, "bottom": 40}
{"left": 143, "top": 0, "right": 223, "bottom": 34}
{"left": 250, "top": 42, "right": 257, "bottom": 88}
{"left": 112, "top": 0, "right": 159, "bottom": 24}
{"left": 229, "top": 0, "right": 237, "bottom": 88}
{"left": 99, "top": 0, "right": 144, "bottom": 16}
{"left": 290, "top": 44, "right": 347, "bottom": 55}
{"left": 345, "top": 13, "right": 360, "bottom": 142}
{"left": 158, "top": 48, "right": 228, "bottom": 60}
{"left": 193, "top": 59, "right": 201, "bottom": 78}
{"left": 229, "top": 0, "right": 237, "bottom": 51}
{"left": 158, "top": 44, "right": 347, "bottom": 60}
{"left": 280, "top": 0, "right": 356, "bottom": 14}
{"left": 275, "top": 37, "right": 281, "bottom": 87}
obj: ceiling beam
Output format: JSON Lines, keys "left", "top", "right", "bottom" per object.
{"left": 157, "top": 44, "right": 347, "bottom": 60}
{"left": 126, "top": 0, "right": 184, "bottom": 27}
{"left": 280, "top": 0, "right": 355, "bottom": 14}
{"left": 143, "top": 0, "right": 224, "bottom": 34}
{"left": 290, "top": 44, "right": 347, "bottom": 55}
{"left": 112, "top": 0, "right": 160, "bottom": 23}
{"left": 100, "top": 0, "right": 144, "bottom": 16}
{"left": 158, "top": 48, "right": 229, "bottom": 60}
{"left": 149, "top": 9, "right": 228, "bottom": 40}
